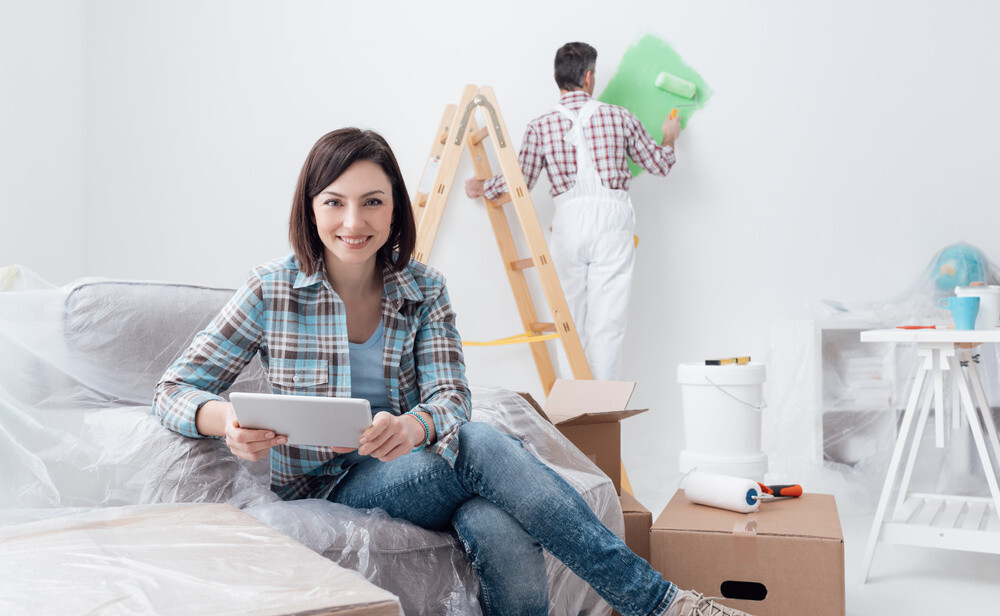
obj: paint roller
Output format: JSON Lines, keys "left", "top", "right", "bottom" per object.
{"left": 683, "top": 471, "right": 803, "bottom": 514}
{"left": 654, "top": 71, "right": 697, "bottom": 120}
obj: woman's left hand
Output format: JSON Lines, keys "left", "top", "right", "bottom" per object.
{"left": 357, "top": 411, "right": 425, "bottom": 462}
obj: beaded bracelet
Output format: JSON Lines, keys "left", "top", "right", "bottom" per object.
{"left": 405, "top": 411, "right": 431, "bottom": 452}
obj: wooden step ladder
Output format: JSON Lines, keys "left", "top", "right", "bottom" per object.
{"left": 411, "top": 84, "right": 592, "bottom": 395}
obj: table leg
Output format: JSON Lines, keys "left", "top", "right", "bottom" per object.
{"left": 894, "top": 368, "right": 935, "bottom": 514}
{"left": 952, "top": 367, "right": 962, "bottom": 430}
{"left": 964, "top": 357, "right": 1000, "bottom": 477}
{"left": 934, "top": 350, "right": 945, "bottom": 448}
{"left": 860, "top": 360, "right": 929, "bottom": 584}
{"left": 949, "top": 354, "right": 1000, "bottom": 516}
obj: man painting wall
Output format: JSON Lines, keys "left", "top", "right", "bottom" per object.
{"left": 466, "top": 42, "right": 681, "bottom": 380}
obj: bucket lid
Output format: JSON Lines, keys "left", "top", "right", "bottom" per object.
{"left": 955, "top": 285, "right": 1000, "bottom": 296}
{"left": 677, "top": 362, "right": 766, "bottom": 385}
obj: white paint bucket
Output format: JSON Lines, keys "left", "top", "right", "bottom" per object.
{"left": 955, "top": 285, "right": 1000, "bottom": 329}
{"left": 677, "top": 362, "right": 768, "bottom": 481}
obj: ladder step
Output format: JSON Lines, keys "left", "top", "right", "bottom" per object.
{"left": 531, "top": 322, "right": 557, "bottom": 333}
{"left": 487, "top": 193, "right": 512, "bottom": 208}
{"left": 510, "top": 258, "right": 534, "bottom": 271}
{"left": 468, "top": 127, "right": 490, "bottom": 145}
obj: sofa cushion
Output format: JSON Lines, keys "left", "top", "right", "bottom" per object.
{"left": 63, "top": 279, "right": 268, "bottom": 405}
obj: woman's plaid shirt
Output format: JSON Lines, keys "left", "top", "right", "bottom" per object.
{"left": 153, "top": 255, "right": 471, "bottom": 500}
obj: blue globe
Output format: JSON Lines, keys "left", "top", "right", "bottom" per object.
{"left": 934, "top": 243, "right": 988, "bottom": 290}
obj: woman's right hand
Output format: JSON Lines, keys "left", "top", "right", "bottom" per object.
{"left": 222, "top": 404, "right": 287, "bottom": 462}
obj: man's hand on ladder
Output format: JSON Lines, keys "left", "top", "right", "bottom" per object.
{"left": 464, "top": 178, "right": 486, "bottom": 199}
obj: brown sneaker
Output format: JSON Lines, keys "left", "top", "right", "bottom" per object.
{"left": 664, "top": 590, "right": 754, "bottom": 616}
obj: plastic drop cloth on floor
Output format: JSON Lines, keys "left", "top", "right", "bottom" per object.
{"left": 765, "top": 242, "right": 1000, "bottom": 514}
{"left": 0, "top": 265, "right": 621, "bottom": 616}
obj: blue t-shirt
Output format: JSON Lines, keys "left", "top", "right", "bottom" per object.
{"left": 348, "top": 319, "right": 390, "bottom": 416}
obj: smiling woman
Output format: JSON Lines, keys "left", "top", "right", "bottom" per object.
{"left": 152, "top": 128, "right": 749, "bottom": 616}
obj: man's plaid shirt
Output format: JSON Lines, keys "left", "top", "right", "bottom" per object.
{"left": 153, "top": 254, "right": 471, "bottom": 500}
{"left": 483, "top": 91, "right": 675, "bottom": 200}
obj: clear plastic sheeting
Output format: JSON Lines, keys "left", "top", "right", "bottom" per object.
{"left": 0, "top": 503, "right": 403, "bottom": 616}
{"left": 766, "top": 242, "right": 1000, "bottom": 514}
{"left": 0, "top": 268, "right": 619, "bottom": 616}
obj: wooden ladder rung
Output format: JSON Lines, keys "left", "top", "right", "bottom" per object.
{"left": 510, "top": 258, "right": 534, "bottom": 271}
{"left": 487, "top": 193, "right": 511, "bottom": 208}
{"left": 530, "top": 322, "right": 557, "bottom": 333}
{"left": 468, "top": 127, "right": 490, "bottom": 145}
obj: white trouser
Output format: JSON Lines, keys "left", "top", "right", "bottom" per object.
{"left": 550, "top": 100, "right": 636, "bottom": 381}
{"left": 550, "top": 194, "right": 635, "bottom": 381}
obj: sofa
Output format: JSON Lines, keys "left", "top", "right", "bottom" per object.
{"left": 0, "top": 268, "right": 623, "bottom": 615}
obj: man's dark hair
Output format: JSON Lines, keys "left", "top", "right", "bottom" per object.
{"left": 554, "top": 42, "right": 597, "bottom": 90}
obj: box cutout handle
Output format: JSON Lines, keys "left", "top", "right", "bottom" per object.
{"left": 720, "top": 581, "right": 767, "bottom": 601}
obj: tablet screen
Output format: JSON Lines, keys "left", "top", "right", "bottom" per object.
{"left": 230, "top": 392, "right": 373, "bottom": 448}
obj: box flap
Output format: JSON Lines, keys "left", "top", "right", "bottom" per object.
{"left": 619, "top": 490, "right": 650, "bottom": 515}
{"left": 656, "top": 491, "right": 843, "bottom": 541}
{"left": 543, "top": 379, "right": 644, "bottom": 425}
{"left": 557, "top": 408, "right": 649, "bottom": 426}
{"left": 517, "top": 392, "right": 548, "bottom": 421}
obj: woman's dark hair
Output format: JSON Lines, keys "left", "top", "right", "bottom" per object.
{"left": 289, "top": 128, "right": 416, "bottom": 275}
{"left": 554, "top": 42, "right": 597, "bottom": 90}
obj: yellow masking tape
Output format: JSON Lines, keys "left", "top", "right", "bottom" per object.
{"left": 462, "top": 332, "right": 560, "bottom": 347}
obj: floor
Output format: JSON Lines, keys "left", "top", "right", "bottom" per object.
{"left": 841, "top": 511, "right": 1000, "bottom": 614}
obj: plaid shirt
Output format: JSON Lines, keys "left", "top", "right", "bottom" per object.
{"left": 483, "top": 91, "right": 675, "bottom": 200}
{"left": 153, "top": 254, "right": 471, "bottom": 500}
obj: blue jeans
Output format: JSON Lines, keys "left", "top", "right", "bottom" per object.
{"left": 329, "top": 422, "right": 676, "bottom": 616}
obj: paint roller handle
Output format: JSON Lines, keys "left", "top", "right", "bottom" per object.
{"left": 660, "top": 112, "right": 681, "bottom": 148}
{"left": 757, "top": 483, "right": 803, "bottom": 498}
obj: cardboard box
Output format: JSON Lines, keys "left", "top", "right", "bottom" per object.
{"left": 620, "top": 490, "right": 653, "bottom": 562}
{"left": 521, "top": 379, "right": 648, "bottom": 493}
{"left": 611, "top": 492, "right": 654, "bottom": 616}
{"left": 650, "top": 491, "right": 845, "bottom": 616}
{"left": 0, "top": 503, "right": 401, "bottom": 615}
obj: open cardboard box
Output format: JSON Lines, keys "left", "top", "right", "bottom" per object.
{"left": 520, "top": 379, "right": 648, "bottom": 494}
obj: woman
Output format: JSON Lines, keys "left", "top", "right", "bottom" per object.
{"left": 153, "top": 128, "right": 751, "bottom": 616}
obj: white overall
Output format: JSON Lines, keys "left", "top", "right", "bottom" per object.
{"left": 550, "top": 100, "right": 636, "bottom": 381}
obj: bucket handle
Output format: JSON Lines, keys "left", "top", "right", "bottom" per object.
{"left": 703, "top": 376, "right": 767, "bottom": 412}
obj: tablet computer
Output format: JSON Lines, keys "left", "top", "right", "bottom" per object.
{"left": 229, "top": 392, "right": 373, "bottom": 448}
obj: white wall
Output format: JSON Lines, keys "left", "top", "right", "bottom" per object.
{"left": 0, "top": 0, "right": 86, "bottom": 283}
{"left": 8, "top": 0, "right": 1000, "bottom": 513}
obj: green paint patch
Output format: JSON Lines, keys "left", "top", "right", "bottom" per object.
{"left": 599, "top": 35, "right": 713, "bottom": 176}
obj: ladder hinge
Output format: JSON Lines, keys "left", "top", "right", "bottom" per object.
{"left": 456, "top": 94, "right": 506, "bottom": 148}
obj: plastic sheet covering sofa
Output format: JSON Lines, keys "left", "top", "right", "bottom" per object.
{"left": 0, "top": 266, "right": 623, "bottom": 616}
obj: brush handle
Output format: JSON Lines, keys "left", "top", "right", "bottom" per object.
{"left": 758, "top": 483, "right": 803, "bottom": 498}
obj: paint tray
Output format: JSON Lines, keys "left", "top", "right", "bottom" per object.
{"left": 598, "top": 35, "right": 712, "bottom": 176}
